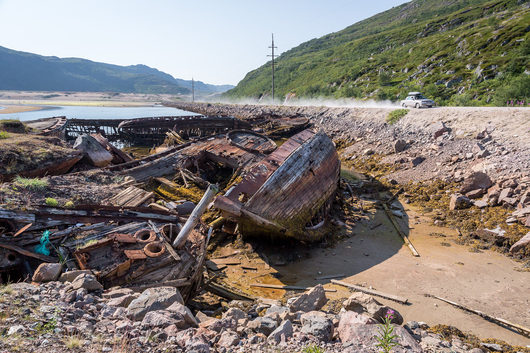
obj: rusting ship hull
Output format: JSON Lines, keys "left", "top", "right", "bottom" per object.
{"left": 214, "top": 129, "right": 340, "bottom": 242}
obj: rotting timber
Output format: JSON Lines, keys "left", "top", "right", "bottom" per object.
{"left": 0, "top": 111, "right": 340, "bottom": 302}
{"left": 214, "top": 129, "right": 340, "bottom": 242}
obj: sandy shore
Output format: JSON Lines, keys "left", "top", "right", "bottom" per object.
{"left": 0, "top": 104, "right": 44, "bottom": 114}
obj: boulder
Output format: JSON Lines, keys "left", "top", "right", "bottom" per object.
{"left": 217, "top": 330, "right": 240, "bottom": 347}
{"left": 394, "top": 139, "right": 407, "bottom": 153}
{"left": 449, "top": 194, "right": 472, "bottom": 210}
{"left": 509, "top": 232, "right": 530, "bottom": 254}
{"left": 342, "top": 292, "right": 403, "bottom": 325}
{"left": 73, "top": 134, "right": 113, "bottom": 167}
{"left": 107, "top": 294, "right": 138, "bottom": 308}
{"left": 300, "top": 311, "right": 334, "bottom": 342}
{"left": 141, "top": 310, "right": 180, "bottom": 329}
{"left": 460, "top": 172, "right": 493, "bottom": 194}
{"left": 59, "top": 270, "right": 92, "bottom": 283}
{"left": 410, "top": 156, "right": 425, "bottom": 167}
{"left": 432, "top": 121, "right": 449, "bottom": 138}
{"left": 338, "top": 323, "right": 422, "bottom": 352}
{"left": 339, "top": 311, "right": 376, "bottom": 326}
{"left": 32, "top": 263, "right": 62, "bottom": 282}
{"left": 288, "top": 284, "right": 327, "bottom": 313}
{"left": 127, "top": 286, "right": 183, "bottom": 321}
{"left": 71, "top": 273, "right": 103, "bottom": 292}
{"left": 267, "top": 320, "right": 293, "bottom": 344}
{"left": 222, "top": 307, "right": 246, "bottom": 322}
{"left": 465, "top": 189, "right": 485, "bottom": 199}
{"left": 167, "top": 302, "right": 198, "bottom": 328}
{"left": 247, "top": 317, "right": 277, "bottom": 336}
{"left": 498, "top": 188, "right": 514, "bottom": 204}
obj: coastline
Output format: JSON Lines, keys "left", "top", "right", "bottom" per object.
{"left": 0, "top": 104, "right": 45, "bottom": 114}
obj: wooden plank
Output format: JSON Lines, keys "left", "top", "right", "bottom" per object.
{"left": 383, "top": 204, "right": 420, "bottom": 257}
{"left": 425, "top": 294, "right": 530, "bottom": 337}
{"left": 0, "top": 209, "right": 35, "bottom": 224}
{"left": 251, "top": 283, "right": 337, "bottom": 292}
{"left": 206, "top": 281, "right": 254, "bottom": 301}
{"left": 315, "top": 273, "right": 345, "bottom": 280}
{"left": 148, "top": 220, "right": 181, "bottom": 262}
{"left": 331, "top": 279, "right": 409, "bottom": 304}
{"left": 0, "top": 243, "right": 57, "bottom": 263}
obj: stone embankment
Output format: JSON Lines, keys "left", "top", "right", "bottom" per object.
{"left": 169, "top": 103, "right": 530, "bottom": 253}
{"left": 1, "top": 273, "right": 509, "bottom": 353}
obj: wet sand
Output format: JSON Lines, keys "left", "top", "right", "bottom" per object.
{"left": 215, "top": 203, "right": 530, "bottom": 346}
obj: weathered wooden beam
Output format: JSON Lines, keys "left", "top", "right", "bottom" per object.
{"left": 331, "top": 279, "right": 409, "bottom": 304}
{"left": 382, "top": 204, "right": 419, "bottom": 257}
{"left": 173, "top": 184, "right": 218, "bottom": 248}
{"left": 251, "top": 283, "right": 337, "bottom": 292}
{"left": 0, "top": 243, "right": 57, "bottom": 263}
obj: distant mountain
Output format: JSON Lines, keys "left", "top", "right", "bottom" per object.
{"left": 0, "top": 46, "right": 233, "bottom": 95}
{"left": 226, "top": 0, "right": 529, "bottom": 106}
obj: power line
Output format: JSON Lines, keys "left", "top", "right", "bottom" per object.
{"left": 267, "top": 33, "right": 278, "bottom": 104}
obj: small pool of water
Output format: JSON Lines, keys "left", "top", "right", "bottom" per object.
{"left": 0, "top": 105, "right": 197, "bottom": 121}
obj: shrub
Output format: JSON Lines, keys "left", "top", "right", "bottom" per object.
{"left": 64, "top": 200, "right": 74, "bottom": 208}
{"left": 386, "top": 109, "right": 409, "bottom": 125}
{"left": 13, "top": 176, "right": 48, "bottom": 191}
{"left": 303, "top": 344, "right": 324, "bottom": 353}
{"left": 0, "top": 131, "right": 9, "bottom": 139}
{"left": 45, "top": 198, "right": 59, "bottom": 207}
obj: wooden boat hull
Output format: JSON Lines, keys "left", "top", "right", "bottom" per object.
{"left": 215, "top": 129, "right": 340, "bottom": 242}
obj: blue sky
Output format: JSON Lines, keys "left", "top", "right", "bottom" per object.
{"left": 0, "top": 0, "right": 408, "bottom": 85}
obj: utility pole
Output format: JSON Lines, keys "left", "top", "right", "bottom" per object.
{"left": 191, "top": 77, "right": 195, "bottom": 103}
{"left": 267, "top": 33, "right": 277, "bottom": 104}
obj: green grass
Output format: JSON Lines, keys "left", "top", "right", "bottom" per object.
{"left": 225, "top": 0, "right": 529, "bottom": 106}
{"left": 63, "top": 334, "right": 83, "bottom": 349}
{"left": 13, "top": 176, "right": 48, "bottom": 191}
{"left": 0, "top": 131, "right": 9, "bottom": 139}
{"left": 45, "top": 197, "right": 58, "bottom": 207}
{"left": 386, "top": 109, "right": 409, "bottom": 124}
{"left": 302, "top": 344, "right": 324, "bottom": 353}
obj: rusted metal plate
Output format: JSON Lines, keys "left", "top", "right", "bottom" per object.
{"left": 109, "top": 233, "right": 137, "bottom": 243}
{"left": 124, "top": 249, "right": 147, "bottom": 260}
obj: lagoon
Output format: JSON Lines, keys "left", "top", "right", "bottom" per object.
{"left": 0, "top": 105, "right": 196, "bottom": 121}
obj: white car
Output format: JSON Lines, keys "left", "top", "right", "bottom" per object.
{"left": 401, "top": 92, "right": 435, "bottom": 108}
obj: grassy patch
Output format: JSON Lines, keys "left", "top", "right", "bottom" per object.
{"left": 63, "top": 334, "right": 83, "bottom": 349}
{"left": 13, "top": 176, "right": 48, "bottom": 191}
{"left": 303, "top": 345, "right": 325, "bottom": 353}
{"left": 45, "top": 197, "right": 58, "bottom": 207}
{"left": 386, "top": 109, "right": 409, "bottom": 125}
{"left": 0, "top": 131, "right": 10, "bottom": 139}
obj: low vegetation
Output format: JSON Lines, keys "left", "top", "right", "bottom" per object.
{"left": 386, "top": 109, "right": 409, "bottom": 124}
{"left": 45, "top": 197, "right": 59, "bottom": 207}
{"left": 226, "top": 0, "right": 529, "bottom": 106}
{"left": 13, "top": 176, "right": 48, "bottom": 191}
{"left": 0, "top": 131, "right": 9, "bottom": 139}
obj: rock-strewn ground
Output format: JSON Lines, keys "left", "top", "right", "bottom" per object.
{"left": 2, "top": 277, "right": 526, "bottom": 353}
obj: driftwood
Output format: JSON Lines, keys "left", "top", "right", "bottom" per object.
{"left": 331, "top": 279, "right": 409, "bottom": 304}
{"left": 425, "top": 294, "right": 530, "bottom": 337}
{"left": 251, "top": 283, "right": 337, "bottom": 292}
{"left": 315, "top": 273, "right": 345, "bottom": 280}
{"left": 91, "top": 133, "right": 133, "bottom": 164}
{"left": 206, "top": 281, "right": 254, "bottom": 301}
{"left": 382, "top": 204, "right": 420, "bottom": 257}
{"left": 73, "top": 134, "right": 113, "bottom": 167}
{"left": 173, "top": 184, "right": 219, "bottom": 248}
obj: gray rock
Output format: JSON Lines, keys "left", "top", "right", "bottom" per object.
{"left": 247, "top": 317, "right": 277, "bottom": 336}
{"left": 450, "top": 194, "right": 472, "bottom": 210}
{"left": 7, "top": 325, "right": 24, "bottom": 336}
{"left": 102, "top": 288, "right": 134, "bottom": 299}
{"left": 32, "top": 263, "right": 62, "bottom": 282}
{"left": 432, "top": 121, "right": 449, "bottom": 138}
{"left": 498, "top": 188, "right": 513, "bottom": 204}
{"left": 342, "top": 292, "right": 403, "bottom": 324}
{"left": 141, "top": 310, "right": 180, "bottom": 329}
{"left": 288, "top": 284, "right": 327, "bottom": 313}
{"left": 167, "top": 302, "right": 198, "bottom": 327}
{"left": 509, "top": 231, "right": 530, "bottom": 254}
{"left": 107, "top": 294, "right": 138, "bottom": 308}
{"left": 267, "top": 320, "right": 293, "bottom": 344}
{"left": 71, "top": 273, "right": 103, "bottom": 292}
{"left": 217, "top": 330, "right": 239, "bottom": 347}
{"left": 466, "top": 189, "right": 485, "bottom": 199}
{"left": 460, "top": 172, "right": 493, "bottom": 194}
{"left": 481, "top": 342, "right": 503, "bottom": 351}
{"left": 175, "top": 201, "right": 196, "bottom": 216}
{"left": 59, "top": 270, "right": 92, "bottom": 283}
{"left": 410, "top": 156, "right": 425, "bottom": 167}
{"left": 394, "top": 139, "right": 407, "bottom": 153}
{"left": 126, "top": 286, "right": 183, "bottom": 321}
{"left": 222, "top": 307, "right": 246, "bottom": 322}
{"left": 300, "top": 311, "right": 334, "bottom": 342}
{"left": 338, "top": 323, "right": 422, "bottom": 352}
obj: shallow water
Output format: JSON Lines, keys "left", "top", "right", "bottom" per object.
{"left": 0, "top": 105, "right": 197, "bottom": 121}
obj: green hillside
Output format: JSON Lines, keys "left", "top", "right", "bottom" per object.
{"left": 226, "top": 0, "right": 530, "bottom": 106}
{"left": 0, "top": 46, "right": 233, "bottom": 95}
